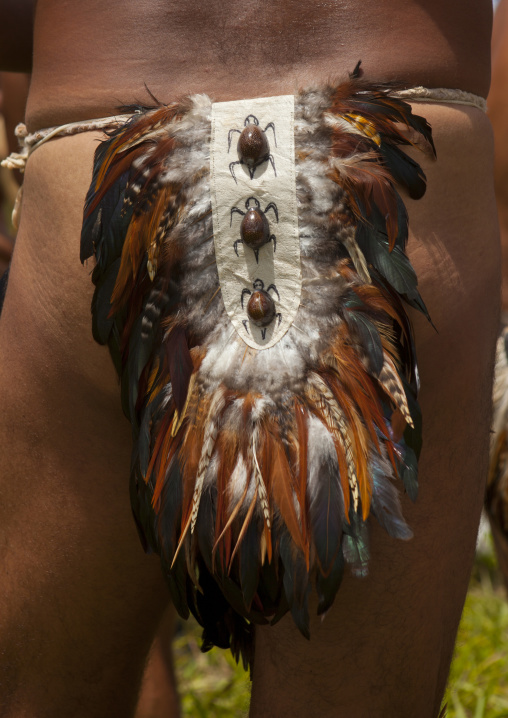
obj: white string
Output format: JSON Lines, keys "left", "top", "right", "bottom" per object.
{"left": 1, "top": 114, "right": 134, "bottom": 173}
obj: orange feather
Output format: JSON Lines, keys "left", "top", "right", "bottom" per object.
{"left": 96, "top": 104, "right": 180, "bottom": 188}
{"left": 269, "top": 431, "right": 304, "bottom": 552}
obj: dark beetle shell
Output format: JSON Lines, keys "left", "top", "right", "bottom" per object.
{"left": 247, "top": 290, "right": 275, "bottom": 327}
{"left": 241, "top": 208, "right": 270, "bottom": 250}
{"left": 238, "top": 125, "right": 269, "bottom": 166}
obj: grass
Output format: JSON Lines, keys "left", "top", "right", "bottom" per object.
{"left": 173, "top": 626, "right": 250, "bottom": 718}
{"left": 173, "top": 527, "right": 508, "bottom": 718}
{"left": 445, "top": 584, "right": 508, "bottom": 718}
{"left": 443, "top": 535, "right": 508, "bottom": 718}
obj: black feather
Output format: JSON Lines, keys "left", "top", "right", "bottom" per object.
{"left": 91, "top": 257, "right": 121, "bottom": 344}
{"left": 129, "top": 447, "right": 159, "bottom": 555}
{"left": 157, "top": 459, "right": 184, "bottom": 558}
{"left": 240, "top": 517, "right": 261, "bottom": 610}
{"left": 357, "top": 224, "right": 418, "bottom": 299}
{"left": 370, "top": 465, "right": 413, "bottom": 540}
{"left": 399, "top": 445, "right": 419, "bottom": 502}
{"left": 138, "top": 389, "right": 166, "bottom": 478}
{"left": 342, "top": 512, "right": 369, "bottom": 577}
{"left": 166, "top": 326, "right": 193, "bottom": 413}
{"left": 380, "top": 142, "right": 427, "bottom": 200}
{"left": 344, "top": 310, "right": 384, "bottom": 375}
{"left": 164, "top": 549, "right": 191, "bottom": 621}
{"left": 195, "top": 486, "right": 216, "bottom": 573}
{"left": 258, "top": 558, "right": 287, "bottom": 618}
{"left": 280, "top": 532, "right": 311, "bottom": 639}
{"left": 308, "top": 454, "right": 344, "bottom": 573}
{"left": 351, "top": 93, "right": 435, "bottom": 156}
{"left": 316, "top": 548, "right": 345, "bottom": 616}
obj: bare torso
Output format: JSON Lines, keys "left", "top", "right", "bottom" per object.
{"left": 27, "top": 0, "right": 492, "bottom": 129}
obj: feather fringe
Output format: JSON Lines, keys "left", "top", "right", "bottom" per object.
{"left": 80, "top": 66, "right": 433, "bottom": 666}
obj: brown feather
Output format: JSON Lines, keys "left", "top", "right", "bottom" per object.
{"left": 214, "top": 429, "right": 239, "bottom": 549}
{"left": 179, "top": 419, "right": 203, "bottom": 533}
{"left": 269, "top": 430, "right": 304, "bottom": 552}
{"left": 329, "top": 158, "right": 399, "bottom": 249}
{"left": 257, "top": 422, "right": 274, "bottom": 563}
{"left": 325, "top": 375, "right": 371, "bottom": 518}
{"left": 87, "top": 144, "right": 149, "bottom": 215}
{"left": 96, "top": 104, "right": 180, "bottom": 188}
{"left": 229, "top": 488, "right": 258, "bottom": 571}
{"left": 213, "top": 478, "right": 249, "bottom": 570}
{"left": 294, "top": 399, "right": 309, "bottom": 565}
{"left": 147, "top": 411, "right": 172, "bottom": 487}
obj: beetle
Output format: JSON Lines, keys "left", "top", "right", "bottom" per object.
{"left": 241, "top": 278, "right": 282, "bottom": 339}
{"left": 228, "top": 114, "right": 277, "bottom": 183}
{"left": 230, "top": 196, "right": 278, "bottom": 262}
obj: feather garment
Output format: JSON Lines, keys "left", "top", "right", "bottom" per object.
{"left": 81, "top": 66, "right": 434, "bottom": 667}
{"left": 487, "top": 329, "right": 508, "bottom": 549}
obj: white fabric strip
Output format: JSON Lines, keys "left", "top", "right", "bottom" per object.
{"left": 210, "top": 95, "right": 301, "bottom": 350}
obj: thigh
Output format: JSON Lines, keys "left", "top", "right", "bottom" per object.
{"left": 0, "top": 133, "right": 171, "bottom": 716}
{"left": 250, "top": 105, "right": 500, "bottom": 718}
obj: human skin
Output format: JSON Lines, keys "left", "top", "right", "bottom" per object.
{"left": 0, "top": 1, "right": 499, "bottom": 716}
{"left": 490, "top": 0, "right": 508, "bottom": 317}
{"left": 26, "top": 0, "right": 491, "bottom": 131}
{"left": 486, "top": 0, "right": 508, "bottom": 590}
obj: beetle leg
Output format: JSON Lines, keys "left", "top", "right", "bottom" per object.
{"left": 270, "top": 234, "right": 276, "bottom": 253}
{"left": 267, "top": 284, "right": 280, "bottom": 301}
{"left": 230, "top": 206, "right": 245, "bottom": 225}
{"left": 234, "top": 239, "right": 243, "bottom": 257}
{"left": 245, "top": 196, "right": 260, "bottom": 209}
{"left": 264, "top": 122, "right": 277, "bottom": 146}
{"left": 227, "top": 128, "right": 242, "bottom": 152}
{"left": 253, "top": 249, "right": 259, "bottom": 264}
{"left": 248, "top": 155, "right": 276, "bottom": 180}
{"left": 244, "top": 114, "right": 259, "bottom": 127}
{"left": 241, "top": 288, "right": 252, "bottom": 309}
{"left": 242, "top": 320, "right": 250, "bottom": 335}
{"left": 266, "top": 154, "right": 277, "bottom": 177}
{"left": 229, "top": 160, "right": 243, "bottom": 183}
{"left": 276, "top": 313, "right": 282, "bottom": 326}
{"left": 264, "top": 202, "right": 279, "bottom": 222}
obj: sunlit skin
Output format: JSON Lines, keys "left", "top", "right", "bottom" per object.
{"left": 490, "top": 0, "right": 508, "bottom": 318}
{"left": 0, "top": 1, "right": 499, "bottom": 716}
{"left": 487, "top": 0, "right": 508, "bottom": 590}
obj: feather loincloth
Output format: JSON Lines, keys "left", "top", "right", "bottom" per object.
{"left": 80, "top": 65, "right": 435, "bottom": 667}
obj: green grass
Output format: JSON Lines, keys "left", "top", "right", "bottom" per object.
{"left": 443, "top": 547, "right": 508, "bottom": 718}
{"left": 173, "top": 532, "right": 508, "bottom": 718}
{"left": 173, "top": 626, "right": 250, "bottom": 718}
{"left": 445, "top": 586, "right": 508, "bottom": 718}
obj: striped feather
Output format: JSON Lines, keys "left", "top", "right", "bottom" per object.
{"left": 308, "top": 373, "right": 360, "bottom": 515}
{"left": 190, "top": 387, "right": 226, "bottom": 533}
{"left": 378, "top": 354, "right": 414, "bottom": 428}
